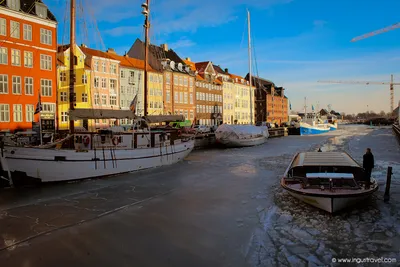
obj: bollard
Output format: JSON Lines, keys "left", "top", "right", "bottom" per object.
{"left": 384, "top": 166, "right": 393, "bottom": 203}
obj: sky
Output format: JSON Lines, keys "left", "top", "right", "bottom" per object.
{"left": 46, "top": 0, "right": 400, "bottom": 115}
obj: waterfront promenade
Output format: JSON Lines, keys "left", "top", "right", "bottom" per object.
{"left": 0, "top": 125, "right": 399, "bottom": 266}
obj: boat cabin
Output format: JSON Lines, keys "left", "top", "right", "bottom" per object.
{"left": 284, "top": 152, "right": 365, "bottom": 189}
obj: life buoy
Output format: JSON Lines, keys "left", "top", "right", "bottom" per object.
{"left": 83, "top": 135, "right": 90, "bottom": 146}
{"left": 112, "top": 136, "right": 119, "bottom": 146}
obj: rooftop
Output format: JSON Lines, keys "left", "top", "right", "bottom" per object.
{"left": 0, "top": 0, "right": 57, "bottom": 22}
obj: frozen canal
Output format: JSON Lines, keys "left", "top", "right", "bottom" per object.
{"left": 0, "top": 125, "right": 399, "bottom": 266}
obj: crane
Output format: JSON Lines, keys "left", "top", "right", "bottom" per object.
{"left": 351, "top": 22, "right": 400, "bottom": 42}
{"left": 318, "top": 75, "right": 400, "bottom": 113}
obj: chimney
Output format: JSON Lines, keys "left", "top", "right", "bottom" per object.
{"left": 185, "top": 57, "right": 191, "bottom": 61}
{"left": 124, "top": 51, "right": 129, "bottom": 58}
{"left": 106, "top": 48, "right": 116, "bottom": 54}
{"left": 224, "top": 68, "right": 228, "bottom": 73}
{"left": 161, "top": 44, "right": 168, "bottom": 51}
{"left": 81, "top": 43, "right": 87, "bottom": 48}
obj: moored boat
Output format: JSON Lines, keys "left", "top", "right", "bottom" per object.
{"left": 215, "top": 124, "right": 269, "bottom": 147}
{"left": 281, "top": 151, "right": 379, "bottom": 213}
{"left": 299, "top": 122, "right": 330, "bottom": 135}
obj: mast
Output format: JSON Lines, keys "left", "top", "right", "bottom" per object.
{"left": 247, "top": 9, "right": 253, "bottom": 125}
{"left": 142, "top": 0, "right": 150, "bottom": 116}
{"left": 69, "top": 0, "right": 76, "bottom": 134}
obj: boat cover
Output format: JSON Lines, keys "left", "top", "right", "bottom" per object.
{"left": 215, "top": 124, "right": 269, "bottom": 140}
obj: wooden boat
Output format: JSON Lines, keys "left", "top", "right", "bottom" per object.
{"left": 215, "top": 124, "right": 269, "bottom": 147}
{"left": 281, "top": 152, "right": 379, "bottom": 213}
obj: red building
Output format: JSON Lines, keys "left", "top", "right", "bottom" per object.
{"left": 0, "top": 0, "right": 57, "bottom": 133}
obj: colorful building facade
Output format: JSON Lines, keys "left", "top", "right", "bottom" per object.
{"left": 0, "top": 0, "right": 57, "bottom": 132}
{"left": 230, "top": 74, "right": 253, "bottom": 124}
{"left": 56, "top": 44, "right": 91, "bottom": 130}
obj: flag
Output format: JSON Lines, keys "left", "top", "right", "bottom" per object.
{"left": 289, "top": 102, "right": 292, "bottom": 110}
{"left": 129, "top": 94, "right": 138, "bottom": 113}
{"left": 34, "top": 94, "right": 42, "bottom": 114}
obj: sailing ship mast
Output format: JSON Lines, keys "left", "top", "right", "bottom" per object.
{"left": 142, "top": 0, "right": 150, "bottom": 116}
{"left": 247, "top": 9, "right": 253, "bottom": 125}
{"left": 69, "top": 0, "right": 76, "bottom": 134}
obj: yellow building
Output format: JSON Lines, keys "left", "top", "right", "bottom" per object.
{"left": 57, "top": 44, "right": 92, "bottom": 131}
{"left": 148, "top": 71, "right": 164, "bottom": 115}
{"left": 230, "top": 74, "right": 255, "bottom": 124}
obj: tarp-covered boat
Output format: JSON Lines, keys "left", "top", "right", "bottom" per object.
{"left": 215, "top": 124, "right": 269, "bottom": 147}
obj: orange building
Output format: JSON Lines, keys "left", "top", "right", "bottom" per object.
{"left": 0, "top": 0, "right": 57, "bottom": 133}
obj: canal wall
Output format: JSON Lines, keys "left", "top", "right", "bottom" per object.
{"left": 393, "top": 124, "right": 400, "bottom": 143}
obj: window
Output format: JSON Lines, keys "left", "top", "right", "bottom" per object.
{"left": 130, "top": 71, "right": 134, "bottom": 77}
{"left": 94, "top": 93, "right": 99, "bottom": 105}
{"left": 0, "top": 104, "right": 9, "bottom": 122}
{"left": 0, "top": 48, "right": 6, "bottom": 65}
{"left": 189, "top": 78, "right": 193, "bottom": 88}
{"left": 0, "top": 18, "right": 6, "bottom": 36}
{"left": 60, "top": 92, "right": 67, "bottom": 102}
{"left": 190, "top": 110, "right": 194, "bottom": 119}
{"left": 101, "top": 95, "right": 107, "bottom": 105}
{"left": 174, "top": 76, "right": 178, "bottom": 85}
{"left": 0, "top": 75, "right": 8, "bottom": 94}
{"left": 42, "top": 103, "right": 55, "bottom": 113}
{"left": 120, "top": 85, "right": 125, "bottom": 94}
{"left": 24, "top": 77, "right": 33, "bottom": 95}
{"left": 10, "top": 21, "right": 20, "bottom": 38}
{"left": 94, "top": 61, "right": 99, "bottom": 71}
{"left": 61, "top": 112, "right": 69, "bottom": 122}
{"left": 60, "top": 72, "right": 66, "bottom": 81}
{"left": 41, "top": 79, "right": 52, "bottom": 96}
{"left": 82, "top": 93, "right": 88, "bottom": 102}
{"left": 179, "top": 77, "right": 183, "bottom": 86}
{"left": 184, "top": 92, "right": 188, "bottom": 104}
{"left": 179, "top": 92, "right": 183, "bottom": 103}
{"left": 11, "top": 49, "right": 20, "bottom": 66}
{"left": 109, "top": 95, "right": 117, "bottom": 106}
{"left": 120, "top": 70, "right": 125, "bottom": 78}
{"left": 82, "top": 74, "right": 87, "bottom": 84}
{"left": 24, "top": 51, "right": 33, "bottom": 67}
{"left": 101, "top": 62, "right": 106, "bottom": 72}
{"left": 40, "top": 28, "right": 52, "bottom": 45}
{"left": 166, "top": 91, "right": 170, "bottom": 103}
{"left": 13, "top": 104, "right": 22, "bottom": 122}
{"left": 94, "top": 77, "right": 99, "bottom": 88}
{"left": 23, "top": 24, "right": 32, "bottom": 41}
{"left": 35, "top": 3, "right": 47, "bottom": 18}
{"left": 110, "top": 64, "right": 116, "bottom": 74}
{"left": 110, "top": 79, "right": 116, "bottom": 90}
{"left": 26, "top": 104, "right": 34, "bottom": 122}
{"left": 190, "top": 93, "right": 193, "bottom": 104}
{"left": 184, "top": 77, "right": 188, "bottom": 86}
{"left": 101, "top": 78, "right": 106, "bottom": 88}
{"left": 12, "top": 76, "right": 21, "bottom": 94}
{"left": 174, "top": 92, "right": 178, "bottom": 103}
{"left": 40, "top": 54, "right": 52, "bottom": 70}
{"left": 166, "top": 73, "right": 171, "bottom": 84}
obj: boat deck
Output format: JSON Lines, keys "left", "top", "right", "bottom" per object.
{"left": 284, "top": 182, "right": 378, "bottom": 196}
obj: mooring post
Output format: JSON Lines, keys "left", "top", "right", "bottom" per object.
{"left": 384, "top": 166, "right": 393, "bottom": 203}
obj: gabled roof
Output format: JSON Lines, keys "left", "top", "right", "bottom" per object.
{"left": 194, "top": 62, "right": 210, "bottom": 74}
{"left": 213, "top": 65, "right": 227, "bottom": 75}
{"left": 0, "top": 0, "right": 57, "bottom": 22}
{"left": 183, "top": 59, "right": 196, "bottom": 71}
{"left": 80, "top": 46, "right": 117, "bottom": 60}
{"left": 105, "top": 51, "right": 157, "bottom": 72}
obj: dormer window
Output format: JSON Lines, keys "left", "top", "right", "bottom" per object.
{"left": 35, "top": 2, "right": 48, "bottom": 19}
{"left": 7, "top": 0, "right": 20, "bottom": 11}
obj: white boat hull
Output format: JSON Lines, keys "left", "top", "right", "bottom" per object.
{"left": 285, "top": 186, "right": 377, "bottom": 213}
{"left": 216, "top": 136, "right": 267, "bottom": 148}
{"left": 2, "top": 140, "right": 194, "bottom": 183}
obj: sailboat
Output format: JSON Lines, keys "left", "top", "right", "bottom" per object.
{"left": 0, "top": 0, "right": 194, "bottom": 186}
{"left": 215, "top": 10, "right": 269, "bottom": 147}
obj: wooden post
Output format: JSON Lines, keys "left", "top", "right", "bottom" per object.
{"left": 384, "top": 166, "right": 393, "bottom": 203}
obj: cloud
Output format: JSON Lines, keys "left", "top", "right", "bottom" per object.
{"left": 103, "top": 26, "right": 142, "bottom": 37}
{"left": 168, "top": 37, "right": 196, "bottom": 49}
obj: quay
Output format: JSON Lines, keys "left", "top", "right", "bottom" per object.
{"left": 0, "top": 125, "right": 399, "bottom": 266}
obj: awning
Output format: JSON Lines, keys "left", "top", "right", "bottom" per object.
{"left": 69, "top": 109, "right": 137, "bottom": 120}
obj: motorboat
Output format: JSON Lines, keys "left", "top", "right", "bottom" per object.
{"left": 299, "top": 122, "right": 330, "bottom": 135}
{"left": 215, "top": 124, "right": 269, "bottom": 147}
{"left": 281, "top": 151, "right": 379, "bottom": 213}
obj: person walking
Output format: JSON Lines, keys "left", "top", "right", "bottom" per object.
{"left": 363, "top": 148, "right": 374, "bottom": 189}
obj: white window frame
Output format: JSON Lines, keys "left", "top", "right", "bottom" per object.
{"left": 110, "top": 79, "right": 116, "bottom": 90}
{"left": 24, "top": 51, "right": 33, "bottom": 68}
{"left": 23, "top": 24, "right": 32, "bottom": 41}
{"left": 60, "top": 92, "right": 67, "bottom": 102}
{"left": 0, "top": 47, "right": 6, "bottom": 65}
{"left": 110, "top": 95, "right": 117, "bottom": 106}
{"left": 11, "top": 49, "right": 20, "bottom": 66}
{"left": 61, "top": 111, "right": 68, "bottom": 122}
{"left": 24, "top": 77, "right": 33, "bottom": 95}
{"left": 101, "top": 78, "right": 106, "bottom": 88}
{"left": 82, "top": 74, "right": 87, "bottom": 84}
{"left": 40, "top": 54, "right": 52, "bottom": 70}
{"left": 101, "top": 62, "right": 106, "bottom": 73}
{"left": 0, "top": 75, "right": 8, "bottom": 94}
{"left": 81, "top": 93, "right": 88, "bottom": 102}
{"left": 40, "top": 28, "right": 52, "bottom": 45}
{"left": 13, "top": 104, "right": 22, "bottom": 122}
{"left": 94, "top": 77, "right": 99, "bottom": 88}
{"left": 0, "top": 104, "right": 10, "bottom": 122}
{"left": 41, "top": 79, "right": 52, "bottom": 96}
{"left": 26, "top": 104, "right": 34, "bottom": 122}
{"left": 0, "top": 18, "right": 6, "bottom": 36}
{"left": 94, "top": 93, "right": 100, "bottom": 105}
{"left": 12, "top": 75, "right": 21, "bottom": 94}
{"left": 10, "top": 20, "right": 20, "bottom": 39}
{"left": 60, "top": 72, "right": 66, "bottom": 82}
{"left": 101, "top": 95, "right": 107, "bottom": 105}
